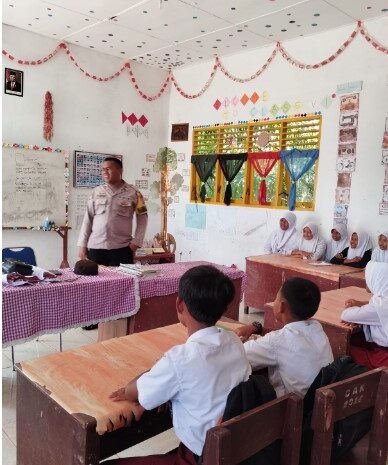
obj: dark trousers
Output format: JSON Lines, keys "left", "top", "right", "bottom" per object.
{"left": 102, "top": 443, "right": 199, "bottom": 465}
{"left": 88, "top": 247, "right": 133, "bottom": 266}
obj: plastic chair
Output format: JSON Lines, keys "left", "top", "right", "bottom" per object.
{"left": 2, "top": 246, "right": 37, "bottom": 266}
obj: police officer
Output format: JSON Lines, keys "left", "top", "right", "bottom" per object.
{"left": 77, "top": 157, "right": 148, "bottom": 266}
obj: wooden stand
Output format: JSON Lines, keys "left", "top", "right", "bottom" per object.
{"left": 134, "top": 252, "right": 175, "bottom": 264}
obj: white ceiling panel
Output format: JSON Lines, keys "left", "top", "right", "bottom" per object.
{"left": 113, "top": 0, "right": 231, "bottom": 42}
{"left": 42, "top": 0, "right": 147, "bottom": 20}
{"left": 324, "top": 0, "right": 388, "bottom": 21}
{"left": 2, "top": 0, "right": 387, "bottom": 69}
{"left": 66, "top": 21, "right": 171, "bottom": 59}
{"left": 181, "top": 0, "right": 312, "bottom": 24}
{"left": 245, "top": 0, "right": 354, "bottom": 42}
{"left": 3, "top": 0, "right": 99, "bottom": 39}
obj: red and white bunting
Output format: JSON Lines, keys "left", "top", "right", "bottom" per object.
{"left": 170, "top": 63, "right": 218, "bottom": 99}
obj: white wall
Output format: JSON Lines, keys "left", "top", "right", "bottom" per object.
{"left": 2, "top": 25, "right": 170, "bottom": 268}
{"left": 166, "top": 17, "right": 388, "bottom": 269}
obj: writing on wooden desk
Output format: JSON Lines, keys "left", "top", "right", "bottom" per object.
{"left": 342, "top": 383, "right": 365, "bottom": 409}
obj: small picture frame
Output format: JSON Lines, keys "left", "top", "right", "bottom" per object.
{"left": 4, "top": 68, "right": 23, "bottom": 97}
{"left": 171, "top": 123, "right": 189, "bottom": 142}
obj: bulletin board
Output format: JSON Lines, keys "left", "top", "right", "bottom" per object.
{"left": 2, "top": 144, "right": 68, "bottom": 228}
{"left": 74, "top": 151, "right": 122, "bottom": 188}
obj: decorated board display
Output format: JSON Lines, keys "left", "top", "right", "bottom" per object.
{"left": 2, "top": 144, "right": 68, "bottom": 228}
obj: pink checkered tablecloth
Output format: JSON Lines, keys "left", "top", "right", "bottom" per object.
{"left": 136, "top": 261, "right": 246, "bottom": 300}
{"left": 2, "top": 268, "right": 138, "bottom": 347}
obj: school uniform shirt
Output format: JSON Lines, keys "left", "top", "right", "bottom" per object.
{"left": 296, "top": 222, "right": 326, "bottom": 261}
{"left": 341, "top": 261, "right": 388, "bottom": 347}
{"left": 243, "top": 320, "right": 334, "bottom": 397}
{"left": 263, "top": 212, "right": 300, "bottom": 255}
{"left": 137, "top": 326, "right": 251, "bottom": 456}
{"left": 371, "top": 231, "right": 388, "bottom": 263}
{"left": 77, "top": 181, "right": 148, "bottom": 249}
{"left": 330, "top": 247, "right": 372, "bottom": 268}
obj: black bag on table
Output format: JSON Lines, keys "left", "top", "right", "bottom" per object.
{"left": 2, "top": 258, "right": 33, "bottom": 276}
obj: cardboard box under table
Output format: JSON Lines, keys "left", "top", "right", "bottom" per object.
{"left": 244, "top": 255, "right": 362, "bottom": 313}
{"left": 262, "top": 286, "right": 368, "bottom": 358}
{"left": 16, "top": 321, "right": 241, "bottom": 465}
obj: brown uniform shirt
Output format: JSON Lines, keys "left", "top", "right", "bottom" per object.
{"left": 77, "top": 181, "right": 148, "bottom": 250}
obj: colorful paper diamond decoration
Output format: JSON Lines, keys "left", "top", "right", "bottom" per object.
{"left": 250, "top": 92, "right": 259, "bottom": 104}
{"left": 213, "top": 99, "right": 221, "bottom": 110}
{"left": 232, "top": 96, "right": 239, "bottom": 106}
{"left": 223, "top": 98, "right": 230, "bottom": 108}
{"left": 138, "top": 115, "right": 148, "bottom": 127}
{"left": 281, "top": 101, "right": 291, "bottom": 113}
{"left": 240, "top": 94, "right": 250, "bottom": 106}
{"left": 270, "top": 104, "right": 280, "bottom": 116}
{"left": 127, "top": 113, "right": 138, "bottom": 125}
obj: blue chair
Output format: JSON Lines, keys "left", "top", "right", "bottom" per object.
{"left": 2, "top": 246, "right": 37, "bottom": 266}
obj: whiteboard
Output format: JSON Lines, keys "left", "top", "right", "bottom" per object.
{"left": 2, "top": 146, "right": 67, "bottom": 227}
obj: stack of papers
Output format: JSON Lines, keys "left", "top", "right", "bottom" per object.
{"left": 118, "top": 263, "right": 159, "bottom": 277}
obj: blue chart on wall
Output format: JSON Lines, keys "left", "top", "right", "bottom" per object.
{"left": 185, "top": 204, "right": 206, "bottom": 230}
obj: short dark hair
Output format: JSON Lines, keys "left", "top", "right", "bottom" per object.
{"left": 103, "top": 157, "right": 122, "bottom": 169}
{"left": 178, "top": 265, "right": 235, "bottom": 325}
{"left": 280, "top": 277, "right": 321, "bottom": 320}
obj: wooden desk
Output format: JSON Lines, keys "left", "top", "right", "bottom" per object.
{"left": 245, "top": 255, "right": 361, "bottom": 313}
{"left": 262, "top": 286, "right": 367, "bottom": 358}
{"left": 16, "top": 321, "right": 241, "bottom": 465}
{"left": 339, "top": 270, "right": 366, "bottom": 289}
{"left": 135, "top": 252, "right": 175, "bottom": 264}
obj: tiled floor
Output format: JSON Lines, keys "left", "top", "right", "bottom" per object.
{"left": 2, "top": 306, "right": 263, "bottom": 464}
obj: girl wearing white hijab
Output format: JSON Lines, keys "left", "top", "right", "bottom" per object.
{"left": 341, "top": 261, "right": 388, "bottom": 368}
{"left": 371, "top": 231, "right": 388, "bottom": 263}
{"left": 325, "top": 223, "right": 348, "bottom": 262}
{"left": 263, "top": 212, "right": 300, "bottom": 255}
{"left": 291, "top": 222, "right": 326, "bottom": 261}
{"left": 342, "top": 230, "right": 373, "bottom": 268}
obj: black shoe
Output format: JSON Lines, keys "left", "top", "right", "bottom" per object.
{"left": 82, "top": 324, "right": 98, "bottom": 330}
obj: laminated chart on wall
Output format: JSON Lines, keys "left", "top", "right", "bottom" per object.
{"left": 333, "top": 92, "right": 360, "bottom": 224}
{"left": 379, "top": 117, "right": 388, "bottom": 215}
{"left": 185, "top": 204, "right": 206, "bottom": 230}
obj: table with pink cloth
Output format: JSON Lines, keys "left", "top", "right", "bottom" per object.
{"left": 2, "top": 261, "right": 245, "bottom": 347}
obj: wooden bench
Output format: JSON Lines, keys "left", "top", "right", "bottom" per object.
{"left": 262, "top": 286, "right": 368, "bottom": 358}
{"left": 245, "top": 255, "right": 361, "bottom": 313}
{"left": 310, "top": 367, "right": 388, "bottom": 465}
{"left": 202, "top": 394, "right": 303, "bottom": 465}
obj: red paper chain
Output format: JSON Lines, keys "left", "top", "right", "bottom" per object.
{"left": 170, "top": 63, "right": 218, "bottom": 99}
{"left": 2, "top": 21, "right": 387, "bottom": 100}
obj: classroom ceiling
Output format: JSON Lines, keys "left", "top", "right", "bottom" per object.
{"left": 2, "top": 0, "right": 388, "bottom": 69}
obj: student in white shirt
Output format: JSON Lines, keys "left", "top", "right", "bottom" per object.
{"left": 263, "top": 212, "right": 300, "bottom": 255}
{"left": 235, "top": 278, "right": 333, "bottom": 397}
{"left": 371, "top": 231, "right": 388, "bottom": 263}
{"left": 107, "top": 265, "right": 251, "bottom": 465}
{"left": 325, "top": 223, "right": 348, "bottom": 261}
{"left": 291, "top": 222, "right": 326, "bottom": 261}
{"left": 234, "top": 278, "right": 333, "bottom": 397}
{"left": 341, "top": 261, "right": 388, "bottom": 369}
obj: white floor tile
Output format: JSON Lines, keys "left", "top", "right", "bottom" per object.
{"left": 2, "top": 432, "right": 16, "bottom": 465}
{"left": 2, "top": 367, "right": 17, "bottom": 425}
{"left": 3, "top": 419, "right": 16, "bottom": 445}
{"left": 2, "top": 351, "right": 13, "bottom": 369}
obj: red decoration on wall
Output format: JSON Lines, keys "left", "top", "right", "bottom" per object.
{"left": 2, "top": 22, "right": 387, "bottom": 101}
{"left": 248, "top": 152, "right": 280, "bottom": 204}
{"left": 43, "top": 91, "right": 53, "bottom": 142}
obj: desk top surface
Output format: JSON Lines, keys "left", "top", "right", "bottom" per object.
{"left": 18, "top": 320, "right": 241, "bottom": 435}
{"left": 246, "top": 255, "right": 362, "bottom": 280}
{"left": 266, "top": 286, "right": 368, "bottom": 331}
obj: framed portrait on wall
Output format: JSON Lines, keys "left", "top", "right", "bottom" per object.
{"left": 74, "top": 151, "right": 123, "bottom": 188}
{"left": 4, "top": 68, "right": 23, "bottom": 97}
{"left": 171, "top": 123, "right": 189, "bottom": 142}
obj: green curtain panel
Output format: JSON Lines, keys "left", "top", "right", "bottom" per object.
{"left": 191, "top": 154, "right": 217, "bottom": 202}
{"left": 217, "top": 153, "right": 248, "bottom": 205}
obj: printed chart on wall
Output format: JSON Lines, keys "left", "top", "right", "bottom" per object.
{"left": 2, "top": 145, "right": 68, "bottom": 228}
{"left": 74, "top": 151, "right": 122, "bottom": 188}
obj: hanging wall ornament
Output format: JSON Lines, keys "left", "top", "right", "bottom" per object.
{"left": 43, "top": 91, "right": 53, "bottom": 142}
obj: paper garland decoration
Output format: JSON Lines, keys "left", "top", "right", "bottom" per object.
{"left": 2, "top": 22, "right": 387, "bottom": 101}
{"left": 333, "top": 92, "right": 360, "bottom": 224}
{"left": 379, "top": 117, "right": 388, "bottom": 215}
{"left": 43, "top": 91, "right": 53, "bottom": 141}
{"left": 121, "top": 112, "right": 148, "bottom": 126}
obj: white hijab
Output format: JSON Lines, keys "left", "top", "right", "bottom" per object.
{"left": 372, "top": 231, "right": 388, "bottom": 263}
{"left": 325, "top": 223, "right": 348, "bottom": 260}
{"left": 298, "top": 222, "right": 319, "bottom": 253}
{"left": 347, "top": 230, "right": 373, "bottom": 259}
{"left": 271, "top": 212, "right": 297, "bottom": 251}
{"left": 365, "top": 261, "right": 388, "bottom": 339}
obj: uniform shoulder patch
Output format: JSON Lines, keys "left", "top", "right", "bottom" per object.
{"left": 135, "top": 191, "right": 148, "bottom": 215}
